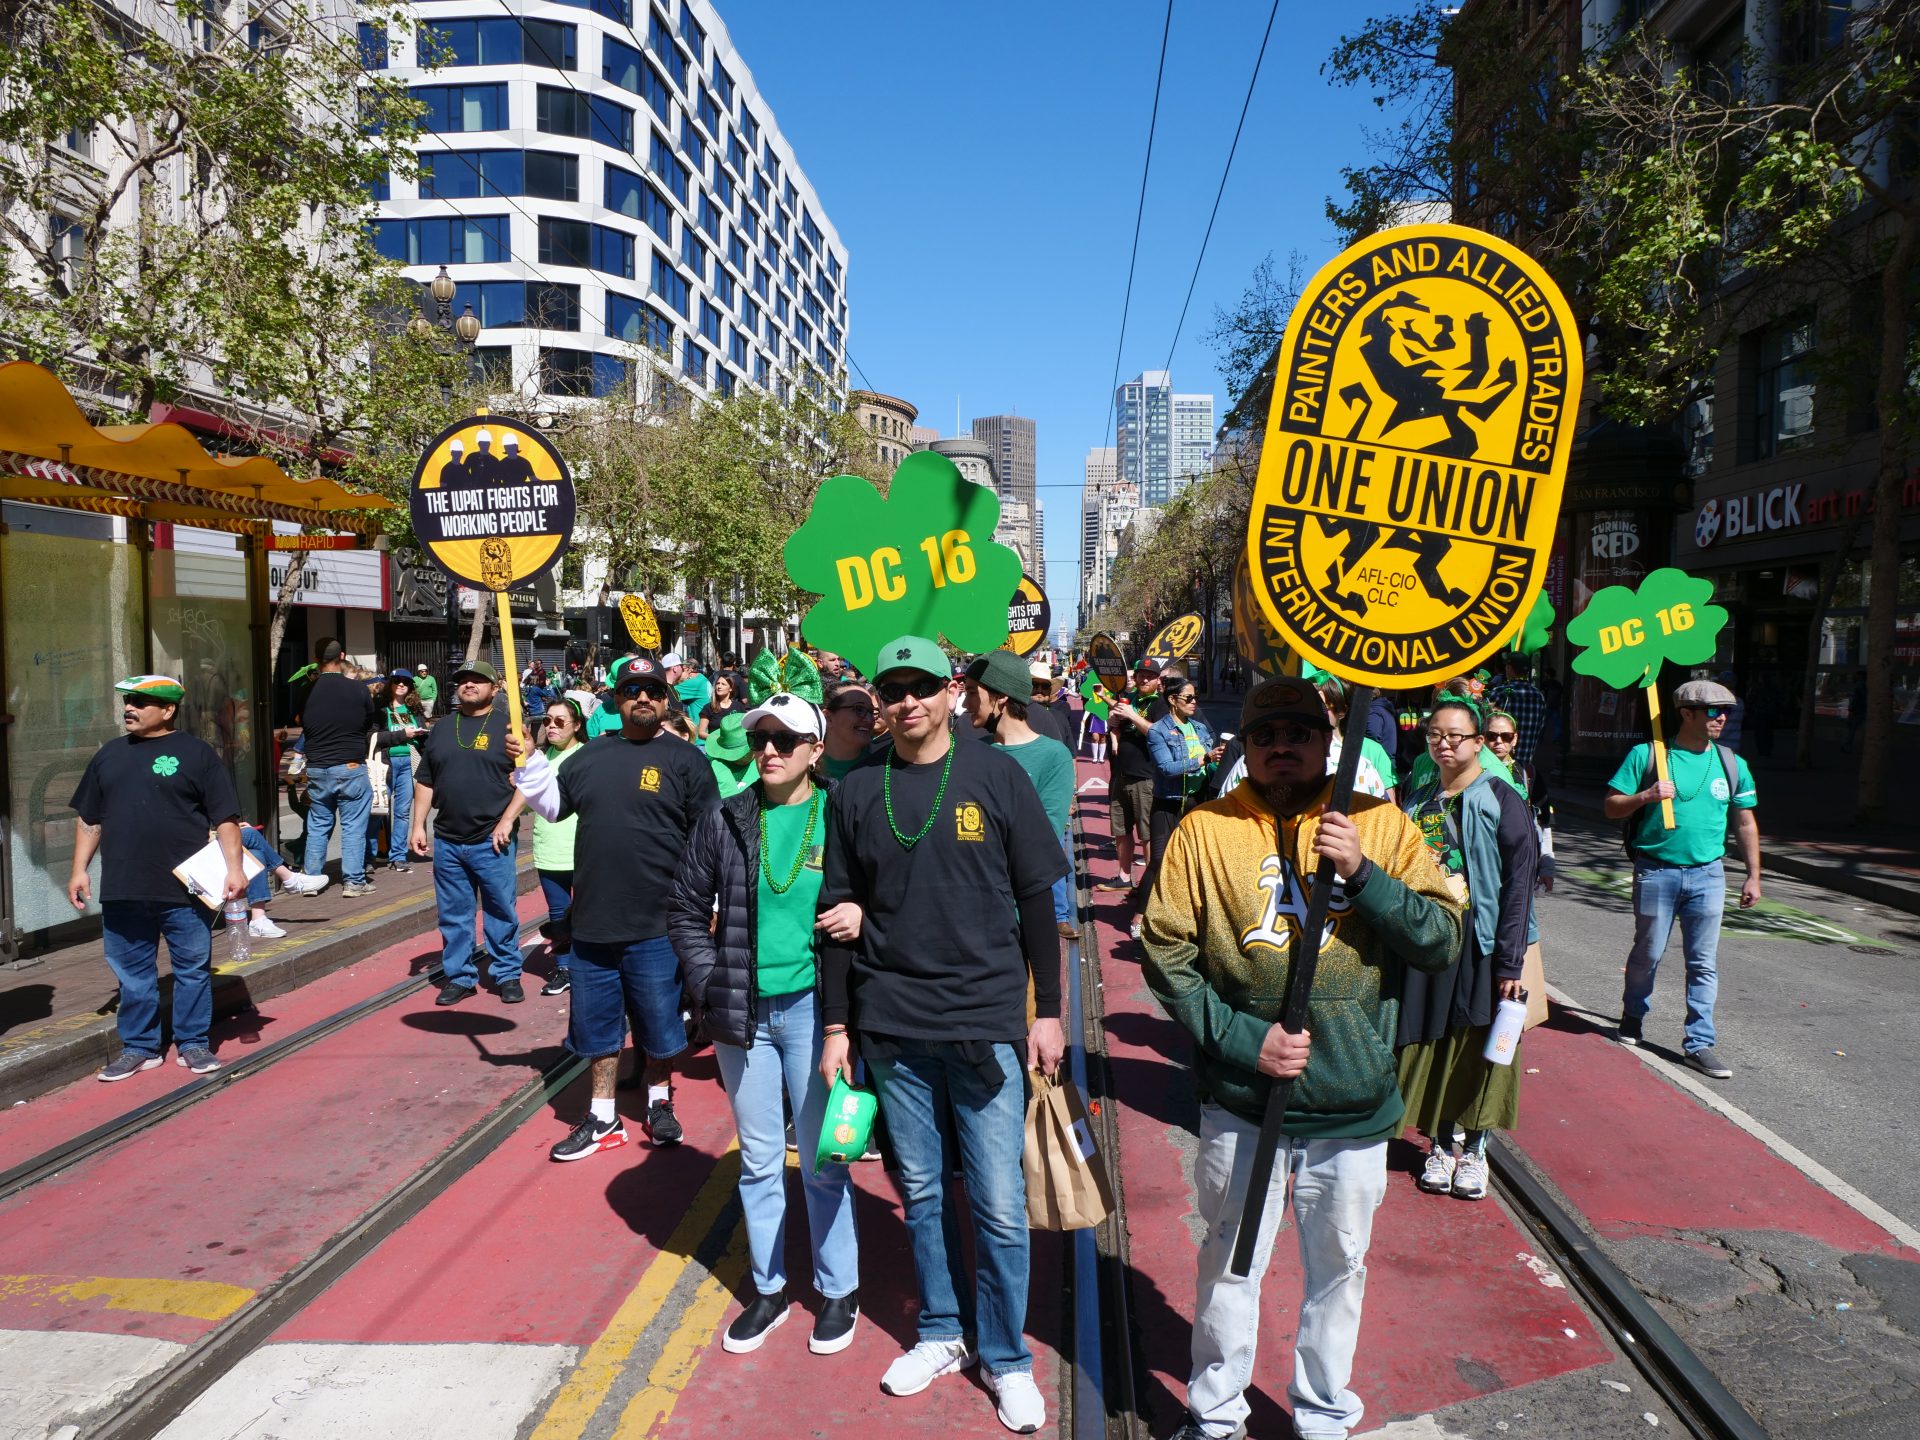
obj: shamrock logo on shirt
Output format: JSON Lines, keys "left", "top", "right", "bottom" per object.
{"left": 152, "top": 754, "right": 180, "bottom": 777}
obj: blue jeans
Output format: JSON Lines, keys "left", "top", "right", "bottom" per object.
{"left": 101, "top": 900, "right": 215, "bottom": 1055}
{"left": 868, "top": 1040, "right": 1031, "bottom": 1377}
{"left": 1624, "top": 859, "right": 1724, "bottom": 1053}
{"left": 242, "top": 826, "right": 283, "bottom": 908}
{"left": 303, "top": 763, "right": 371, "bottom": 885}
{"left": 538, "top": 869, "right": 573, "bottom": 962}
{"left": 433, "top": 837, "right": 521, "bottom": 988}
{"left": 713, "top": 990, "right": 859, "bottom": 1300}
{"left": 368, "top": 753, "right": 413, "bottom": 867}
{"left": 1052, "top": 826, "right": 1073, "bottom": 925}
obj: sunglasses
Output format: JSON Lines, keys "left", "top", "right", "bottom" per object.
{"left": 121, "top": 695, "right": 169, "bottom": 709}
{"left": 615, "top": 680, "right": 669, "bottom": 700}
{"left": 1172, "top": 691, "right": 1198, "bottom": 703}
{"left": 877, "top": 676, "right": 945, "bottom": 705}
{"left": 1245, "top": 719, "right": 1323, "bottom": 748}
{"left": 544, "top": 715, "right": 575, "bottom": 726}
{"left": 1485, "top": 730, "right": 1516, "bottom": 743}
{"left": 830, "top": 701, "right": 875, "bottom": 718}
{"left": 750, "top": 728, "right": 812, "bottom": 755}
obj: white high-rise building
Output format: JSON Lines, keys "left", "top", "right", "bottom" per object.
{"left": 1033, "top": 498, "right": 1045, "bottom": 586}
{"left": 1116, "top": 371, "right": 1214, "bottom": 507}
{"left": 1078, "top": 445, "right": 1116, "bottom": 625}
{"left": 368, "top": 0, "right": 849, "bottom": 408}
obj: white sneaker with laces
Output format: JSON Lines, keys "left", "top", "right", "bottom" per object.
{"left": 248, "top": 916, "right": 286, "bottom": 939}
{"left": 990, "top": 1370, "right": 1045, "bottom": 1433}
{"left": 881, "top": 1337, "right": 976, "bottom": 1397}
{"left": 1452, "top": 1148, "right": 1489, "bottom": 1200}
{"left": 286, "top": 872, "right": 329, "bottom": 896}
{"left": 1418, "top": 1147, "right": 1456, "bottom": 1194}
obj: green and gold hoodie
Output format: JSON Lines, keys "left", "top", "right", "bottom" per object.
{"left": 1141, "top": 779, "right": 1463, "bottom": 1140}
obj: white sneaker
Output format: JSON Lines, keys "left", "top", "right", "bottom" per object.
{"left": 286, "top": 872, "right": 329, "bottom": 896}
{"left": 990, "top": 1370, "right": 1045, "bottom": 1433}
{"left": 248, "top": 917, "right": 286, "bottom": 939}
{"left": 880, "top": 1337, "right": 976, "bottom": 1397}
{"left": 1452, "top": 1148, "right": 1489, "bottom": 1200}
{"left": 1418, "top": 1147, "right": 1456, "bottom": 1194}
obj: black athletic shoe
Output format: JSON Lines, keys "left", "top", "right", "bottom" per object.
{"left": 435, "top": 982, "right": 476, "bottom": 1006}
{"left": 722, "top": 1289, "right": 789, "bottom": 1353}
{"left": 499, "top": 979, "right": 525, "bottom": 1004}
{"left": 1616, "top": 1016, "right": 1642, "bottom": 1047}
{"left": 810, "top": 1291, "right": 860, "bottom": 1355}
{"left": 549, "top": 1114, "right": 628, "bottom": 1162}
{"left": 541, "top": 968, "right": 571, "bottom": 997}
{"left": 644, "top": 1097, "right": 683, "bottom": 1146}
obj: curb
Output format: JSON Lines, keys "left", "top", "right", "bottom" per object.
{"left": 0, "top": 865, "right": 537, "bottom": 1108}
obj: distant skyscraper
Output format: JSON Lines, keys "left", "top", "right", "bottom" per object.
{"left": 1116, "top": 372, "right": 1214, "bottom": 507}
{"left": 971, "top": 414, "right": 1036, "bottom": 515}
{"left": 1079, "top": 445, "right": 1116, "bottom": 624}
{"left": 1033, "top": 499, "right": 1045, "bottom": 586}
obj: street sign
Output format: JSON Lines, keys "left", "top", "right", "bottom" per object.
{"left": 1144, "top": 612, "right": 1203, "bottom": 663}
{"left": 266, "top": 534, "right": 362, "bottom": 551}
{"left": 408, "top": 415, "right": 575, "bottom": 595}
{"left": 1005, "top": 573, "right": 1050, "bottom": 656}
{"left": 1087, "top": 633, "right": 1128, "bottom": 696}
{"left": 1245, "top": 224, "right": 1581, "bottom": 689}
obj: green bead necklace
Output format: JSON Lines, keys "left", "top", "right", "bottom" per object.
{"left": 453, "top": 708, "right": 493, "bottom": 750}
{"left": 759, "top": 788, "right": 823, "bottom": 894}
{"left": 883, "top": 743, "right": 954, "bottom": 850}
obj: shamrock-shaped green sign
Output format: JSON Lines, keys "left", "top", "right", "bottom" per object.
{"left": 785, "top": 450, "right": 1024, "bottom": 667}
{"left": 1566, "top": 568, "right": 1727, "bottom": 689}
{"left": 1508, "top": 591, "right": 1555, "bottom": 657}
{"left": 151, "top": 754, "right": 180, "bottom": 777}
{"left": 1078, "top": 670, "right": 1112, "bottom": 721}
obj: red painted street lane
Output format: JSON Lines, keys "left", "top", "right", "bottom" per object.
{"left": 0, "top": 892, "right": 551, "bottom": 1346}
{"left": 1073, "top": 759, "right": 1614, "bottom": 1435}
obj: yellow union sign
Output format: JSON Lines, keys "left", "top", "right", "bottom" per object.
{"left": 1246, "top": 225, "right": 1581, "bottom": 687}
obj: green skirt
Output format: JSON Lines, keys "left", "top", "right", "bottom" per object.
{"left": 1396, "top": 1025, "right": 1520, "bottom": 1137}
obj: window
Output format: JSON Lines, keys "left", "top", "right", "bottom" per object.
{"left": 712, "top": 61, "right": 734, "bottom": 108}
{"left": 552, "top": 0, "right": 631, "bottom": 22}
{"left": 367, "top": 168, "right": 390, "bottom": 202}
{"left": 716, "top": 367, "right": 735, "bottom": 398}
{"left": 592, "top": 225, "right": 636, "bottom": 279}
{"left": 609, "top": 292, "right": 675, "bottom": 353}
{"left": 420, "top": 149, "right": 522, "bottom": 198}
{"left": 713, "top": 268, "right": 735, "bottom": 307}
{"left": 800, "top": 210, "right": 822, "bottom": 254}
{"left": 604, "top": 38, "right": 673, "bottom": 122}
{"left": 373, "top": 215, "right": 509, "bottom": 265}
{"left": 652, "top": 250, "right": 690, "bottom": 315}
{"left": 680, "top": 227, "right": 707, "bottom": 280}
{"left": 541, "top": 346, "right": 614, "bottom": 398}
{"left": 774, "top": 291, "right": 789, "bottom": 326}
{"left": 450, "top": 279, "right": 524, "bottom": 328}
{"left": 751, "top": 169, "right": 769, "bottom": 209}
{"left": 752, "top": 263, "right": 769, "bottom": 299}
{"left": 729, "top": 327, "right": 748, "bottom": 368}
{"left": 738, "top": 204, "right": 757, "bottom": 241}
{"left": 1681, "top": 383, "right": 1714, "bottom": 478}
{"left": 648, "top": 9, "right": 687, "bottom": 87}
{"left": 754, "top": 353, "right": 770, "bottom": 386}
{"left": 1753, "top": 314, "right": 1816, "bottom": 458}
{"left": 696, "top": 87, "right": 720, "bottom": 136}
{"left": 678, "top": 7, "right": 705, "bottom": 61}
{"left": 356, "top": 21, "right": 388, "bottom": 68}
{"left": 415, "top": 83, "right": 507, "bottom": 133}
{"left": 474, "top": 346, "right": 514, "bottom": 385}
{"left": 727, "top": 135, "right": 747, "bottom": 176}
{"left": 522, "top": 18, "right": 576, "bottom": 69}
{"left": 527, "top": 282, "right": 582, "bottom": 330}
{"left": 525, "top": 150, "right": 580, "bottom": 202}
{"left": 712, "top": 166, "right": 732, "bottom": 207}
{"left": 536, "top": 86, "right": 633, "bottom": 150}
{"left": 650, "top": 130, "right": 689, "bottom": 203}
{"left": 726, "top": 229, "right": 747, "bottom": 273}
{"left": 606, "top": 166, "right": 675, "bottom": 240}
{"left": 1781, "top": 0, "right": 1851, "bottom": 67}
{"left": 49, "top": 213, "right": 86, "bottom": 282}
{"left": 683, "top": 337, "right": 708, "bottom": 386}
{"left": 826, "top": 252, "right": 840, "bottom": 282}
{"left": 679, "top": 116, "right": 705, "bottom": 170}
{"left": 697, "top": 196, "right": 721, "bottom": 237}
{"left": 430, "top": 18, "right": 573, "bottom": 68}
{"left": 539, "top": 217, "right": 591, "bottom": 268}
{"left": 742, "top": 295, "right": 760, "bottom": 334}
{"left": 700, "top": 300, "right": 722, "bottom": 346}
{"left": 740, "top": 108, "right": 758, "bottom": 149}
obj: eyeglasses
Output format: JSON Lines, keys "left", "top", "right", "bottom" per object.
{"left": 1245, "top": 719, "right": 1323, "bottom": 748}
{"left": 1426, "top": 730, "right": 1480, "bottom": 747}
{"left": 544, "top": 715, "right": 574, "bottom": 727}
{"left": 877, "top": 676, "right": 945, "bottom": 705}
{"left": 830, "top": 702, "right": 875, "bottom": 719}
{"left": 750, "top": 728, "right": 811, "bottom": 755}
{"left": 615, "top": 680, "right": 669, "bottom": 700}
{"left": 1485, "top": 730, "right": 1516, "bottom": 744}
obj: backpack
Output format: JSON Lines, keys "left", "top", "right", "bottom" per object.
{"left": 1622, "top": 744, "right": 1740, "bottom": 859}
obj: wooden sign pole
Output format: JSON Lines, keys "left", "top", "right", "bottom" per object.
{"left": 1644, "top": 673, "right": 1677, "bottom": 831}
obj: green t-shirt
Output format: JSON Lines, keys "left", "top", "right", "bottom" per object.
{"left": 1609, "top": 742, "right": 1755, "bottom": 867}
{"left": 587, "top": 703, "right": 623, "bottom": 738}
{"left": 383, "top": 702, "right": 421, "bottom": 759}
{"left": 711, "top": 755, "right": 755, "bottom": 799}
{"left": 755, "top": 791, "right": 827, "bottom": 997}
{"left": 999, "top": 734, "right": 1076, "bottom": 834}
{"left": 532, "top": 742, "right": 583, "bottom": 871}
{"left": 1176, "top": 719, "right": 1208, "bottom": 801}
{"left": 677, "top": 673, "right": 714, "bottom": 723}
{"left": 824, "top": 751, "right": 867, "bottom": 782}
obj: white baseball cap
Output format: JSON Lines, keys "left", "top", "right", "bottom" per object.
{"left": 741, "top": 691, "right": 824, "bottom": 741}
{"left": 661, "top": 650, "right": 685, "bottom": 667}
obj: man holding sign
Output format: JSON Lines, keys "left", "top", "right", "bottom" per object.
{"left": 1603, "top": 677, "right": 1759, "bottom": 1079}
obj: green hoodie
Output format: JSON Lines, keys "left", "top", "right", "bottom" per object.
{"left": 1142, "top": 781, "right": 1463, "bottom": 1139}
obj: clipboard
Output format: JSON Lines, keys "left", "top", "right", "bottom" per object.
{"left": 171, "top": 835, "right": 265, "bottom": 911}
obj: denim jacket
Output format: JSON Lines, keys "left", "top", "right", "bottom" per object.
{"left": 1146, "top": 713, "right": 1216, "bottom": 802}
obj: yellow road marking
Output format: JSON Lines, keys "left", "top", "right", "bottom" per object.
{"left": 529, "top": 1141, "right": 741, "bottom": 1440}
{"left": 0, "top": 1272, "right": 253, "bottom": 1322}
{"left": 612, "top": 1221, "right": 749, "bottom": 1438}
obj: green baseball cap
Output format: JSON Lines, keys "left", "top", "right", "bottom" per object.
{"left": 814, "top": 1076, "right": 879, "bottom": 1172}
{"left": 873, "top": 635, "right": 947, "bottom": 681}
{"left": 452, "top": 659, "right": 500, "bottom": 683}
{"left": 704, "top": 711, "right": 751, "bottom": 763}
{"left": 965, "top": 649, "right": 1033, "bottom": 701}
{"left": 115, "top": 674, "right": 185, "bottom": 703}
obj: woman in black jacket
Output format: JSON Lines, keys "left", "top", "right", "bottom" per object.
{"left": 669, "top": 691, "right": 864, "bottom": 1359}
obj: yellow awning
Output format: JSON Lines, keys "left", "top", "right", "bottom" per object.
{"left": 0, "top": 361, "right": 395, "bottom": 529}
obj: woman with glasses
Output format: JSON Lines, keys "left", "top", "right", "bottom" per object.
{"left": 1394, "top": 697, "right": 1539, "bottom": 1201}
{"left": 669, "top": 692, "right": 864, "bottom": 1358}
{"left": 1140, "top": 678, "right": 1223, "bottom": 905}
{"left": 821, "top": 682, "right": 878, "bottom": 780}
{"left": 533, "top": 697, "right": 585, "bottom": 996}
{"left": 1484, "top": 710, "right": 1554, "bottom": 893}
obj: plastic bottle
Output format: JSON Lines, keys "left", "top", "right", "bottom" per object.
{"left": 223, "top": 897, "right": 250, "bottom": 964}
{"left": 1483, "top": 990, "right": 1528, "bottom": 1066}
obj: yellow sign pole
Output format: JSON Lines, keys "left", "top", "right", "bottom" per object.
{"left": 496, "top": 590, "right": 524, "bottom": 741}
{"left": 1644, "top": 672, "right": 1677, "bottom": 831}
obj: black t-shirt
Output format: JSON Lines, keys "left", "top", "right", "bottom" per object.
{"left": 70, "top": 732, "right": 240, "bottom": 903}
{"left": 413, "top": 706, "right": 516, "bottom": 845}
{"left": 1026, "top": 702, "right": 1070, "bottom": 749}
{"left": 300, "top": 671, "right": 380, "bottom": 767}
{"left": 1110, "top": 691, "right": 1169, "bottom": 781}
{"left": 822, "top": 739, "right": 1068, "bottom": 1042}
{"left": 555, "top": 729, "right": 720, "bottom": 942}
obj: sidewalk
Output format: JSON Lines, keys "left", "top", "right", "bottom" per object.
{"left": 0, "top": 823, "right": 535, "bottom": 1105}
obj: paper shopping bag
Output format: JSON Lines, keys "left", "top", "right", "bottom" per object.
{"left": 1023, "top": 1071, "right": 1116, "bottom": 1231}
{"left": 1521, "top": 942, "right": 1549, "bottom": 1030}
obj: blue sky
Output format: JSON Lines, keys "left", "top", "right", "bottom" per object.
{"left": 716, "top": 1, "right": 1396, "bottom": 636}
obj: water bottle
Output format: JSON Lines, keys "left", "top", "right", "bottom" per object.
{"left": 1483, "top": 990, "right": 1528, "bottom": 1066}
{"left": 223, "top": 897, "right": 250, "bottom": 964}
